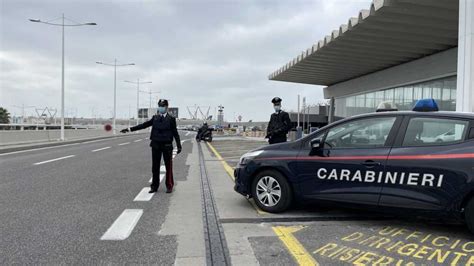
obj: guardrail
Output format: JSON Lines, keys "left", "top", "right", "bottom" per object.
{"left": 0, "top": 123, "right": 104, "bottom": 131}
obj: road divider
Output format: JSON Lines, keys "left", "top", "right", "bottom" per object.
{"left": 91, "top": 146, "right": 111, "bottom": 152}
{"left": 100, "top": 209, "right": 143, "bottom": 240}
{"left": 133, "top": 187, "right": 155, "bottom": 201}
{"left": 33, "top": 155, "right": 75, "bottom": 165}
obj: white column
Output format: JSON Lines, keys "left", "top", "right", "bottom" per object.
{"left": 456, "top": 0, "right": 474, "bottom": 112}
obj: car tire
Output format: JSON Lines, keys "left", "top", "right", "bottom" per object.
{"left": 251, "top": 170, "right": 292, "bottom": 213}
{"left": 465, "top": 198, "right": 474, "bottom": 233}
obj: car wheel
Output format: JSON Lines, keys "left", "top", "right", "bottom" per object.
{"left": 251, "top": 170, "right": 292, "bottom": 213}
{"left": 465, "top": 198, "right": 474, "bottom": 233}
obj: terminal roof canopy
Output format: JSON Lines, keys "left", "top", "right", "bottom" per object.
{"left": 269, "top": 0, "right": 459, "bottom": 86}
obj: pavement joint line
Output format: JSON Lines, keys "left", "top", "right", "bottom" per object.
{"left": 272, "top": 226, "right": 319, "bottom": 266}
{"left": 219, "top": 216, "right": 392, "bottom": 223}
{"left": 100, "top": 209, "right": 143, "bottom": 240}
{"left": 91, "top": 146, "right": 111, "bottom": 152}
{"left": 118, "top": 142, "right": 130, "bottom": 146}
{"left": 33, "top": 155, "right": 75, "bottom": 165}
{"left": 133, "top": 187, "right": 155, "bottom": 201}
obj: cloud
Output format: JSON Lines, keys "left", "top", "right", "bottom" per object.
{"left": 1, "top": 0, "right": 371, "bottom": 121}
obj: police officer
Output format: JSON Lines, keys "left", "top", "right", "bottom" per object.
{"left": 266, "top": 97, "right": 292, "bottom": 144}
{"left": 120, "top": 99, "right": 182, "bottom": 193}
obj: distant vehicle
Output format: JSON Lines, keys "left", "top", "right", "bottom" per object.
{"left": 234, "top": 99, "right": 474, "bottom": 233}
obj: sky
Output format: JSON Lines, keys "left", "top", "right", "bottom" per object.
{"left": 0, "top": 0, "right": 371, "bottom": 122}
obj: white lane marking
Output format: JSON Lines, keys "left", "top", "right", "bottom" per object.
{"left": 100, "top": 209, "right": 143, "bottom": 240}
{"left": 149, "top": 173, "right": 165, "bottom": 183}
{"left": 33, "top": 155, "right": 75, "bottom": 165}
{"left": 118, "top": 142, "right": 130, "bottom": 146}
{"left": 133, "top": 187, "right": 154, "bottom": 201}
{"left": 185, "top": 132, "right": 190, "bottom": 136}
{"left": 133, "top": 139, "right": 142, "bottom": 143}
{"left": 92, "top": 146, "right": 111, "bottom": 152}
{"left": 143, "top": 138, "right": 148, "bottom": 140}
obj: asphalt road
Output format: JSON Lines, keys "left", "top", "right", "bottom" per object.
{"left": 0, "top": 131, "right": 195, "bottom": 264}
{"left": 3, "top": 133, "right": 473, "bottom": 265}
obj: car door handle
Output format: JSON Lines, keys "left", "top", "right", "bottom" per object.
{"left": 362, "top": 160, "right": 381, "bottom": 168}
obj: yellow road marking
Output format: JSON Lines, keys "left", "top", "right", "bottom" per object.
{"left": 206, "top": 142, "right": 268, "bottom": 215}
{"left": 272, "top": 226, "right": 319, "bottom": 266}
{"left": 206, "top": 142, "right": 235, "bottom": 180}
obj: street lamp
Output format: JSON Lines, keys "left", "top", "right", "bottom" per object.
{"left": 29, "top": 14, "right": 96, "bottom": 141}
{"left": 96, "top": 59, "right": 135, "bottom": 134}
{"left": 124, "top": 79, "right": 152, "bottom": 125}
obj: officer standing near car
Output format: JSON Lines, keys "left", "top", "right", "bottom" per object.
{"left": 266, "top": 97, "right": 292, "bottom": 144}
{"left": 120, "top": 99, "right": 181, "bottom": 193}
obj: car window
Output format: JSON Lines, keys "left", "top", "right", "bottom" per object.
{"left": 324, "top": 117, "right": 396, "bottom": 149}
{"left": 402, "top": 117, "right": 469, "bottom": 146}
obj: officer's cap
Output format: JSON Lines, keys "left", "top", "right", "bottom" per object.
{"left": 158, "top": 99, "right": 169, "bottom": 107}
{"left": 271, "top": 97, "right": 282, "bottom": 104}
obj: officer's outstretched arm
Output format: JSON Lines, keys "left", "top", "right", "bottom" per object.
{"left": 125, "top": 117, "right": 154, "bottom": 133}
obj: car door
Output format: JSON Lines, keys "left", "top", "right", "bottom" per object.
{"left": 297, "top": 115, "right": 401, "bottom": 205}
{"left": 379, "top": 116, "right": 473, "bottom": 210}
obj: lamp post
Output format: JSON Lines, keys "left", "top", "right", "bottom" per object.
{"left": 96, "top": 59, "right": 135, "bottom": 134}
{"left": 124, "top": 79, "right": 152, "bottom": 125}
{"left": 29, "top": 14, "right": 96, "bottom": 141}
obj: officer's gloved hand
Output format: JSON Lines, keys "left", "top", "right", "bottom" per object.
{"left": 120, "top": 128, "right": 129, "bottom": 133}
{"left": 177, "top": 146, "right": 182, "bottom": 154}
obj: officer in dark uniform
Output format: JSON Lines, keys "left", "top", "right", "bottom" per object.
{"left": 266, "top": 97, "right": 292, "bottom": 144}
{"left": 120, "top": 99, "right": 181, "bottom": 193}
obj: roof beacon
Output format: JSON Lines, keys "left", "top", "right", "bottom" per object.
{"left": 413, "top": 98, "right": 439, "bottom": 112}
{"left": 376, "top": 101, "right": 398, "bottom": 112}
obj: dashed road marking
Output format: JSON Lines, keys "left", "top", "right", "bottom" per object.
{"left": 185, "top": 132, "right": 190, "bottom": 136}
{"left": 92, "top": 146, "right": 111, "bottom": 152}
{"left": 133, "top": 187, "right": 154, "bottom": 201}
{"left": 133, "top": 139, "right": 142, "bottom": 143}
{"left": 118, "top": 142, "right": 130, "bottom": 146}
{"left": 100, "top": 209, "right": 143, "bottom": 240}
{"left": 33, "top": 155, "right": 75, "bottom": 165}
{"left": 273, "top": 226, "right": 319, "bottom": 266}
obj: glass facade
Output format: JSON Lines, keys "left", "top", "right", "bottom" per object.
{"left": 334, "top": 76, "right": 457, "bottom": 118}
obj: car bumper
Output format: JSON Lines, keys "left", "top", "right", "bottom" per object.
{"left": 233, "top": 164, "right": 253, "bottom": 197}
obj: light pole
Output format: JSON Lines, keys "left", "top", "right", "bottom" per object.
{"left": 30, "top": 14, "right": 96, "bottom": 141}
{"left": 96, "top": 59, "right": 135, "bottom": 134}
{"left": 124, "top": 79, "right": 152, "bottom": 125}
{"left": 139, "top": 88, "right": 160, "bottom": 119}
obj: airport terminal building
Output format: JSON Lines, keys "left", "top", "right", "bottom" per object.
{"left": 269, "top": 0, "right": 473, "bottom": 120}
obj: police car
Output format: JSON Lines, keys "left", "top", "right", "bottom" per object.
{"left": 234, "top": 99, "right": 474, "bottom": 231}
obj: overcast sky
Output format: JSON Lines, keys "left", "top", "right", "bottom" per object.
{"left": 1, "top": 0, "right": 370, "bottom": 121}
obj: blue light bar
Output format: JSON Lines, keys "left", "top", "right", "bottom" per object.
{"left": 413, "top": 98, "right": 439, "bottom": 112}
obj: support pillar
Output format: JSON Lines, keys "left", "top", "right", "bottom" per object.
{"left": 456, "top": 0, "right": 474, "bottom": 112}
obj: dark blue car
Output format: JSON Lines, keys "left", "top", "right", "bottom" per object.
{"left": 234, "top": 101, "right": 474, "bottom": 231}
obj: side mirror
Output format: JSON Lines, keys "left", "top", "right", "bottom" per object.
{"left": 310, "top": 139, "right": 321, "bottom": 150}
